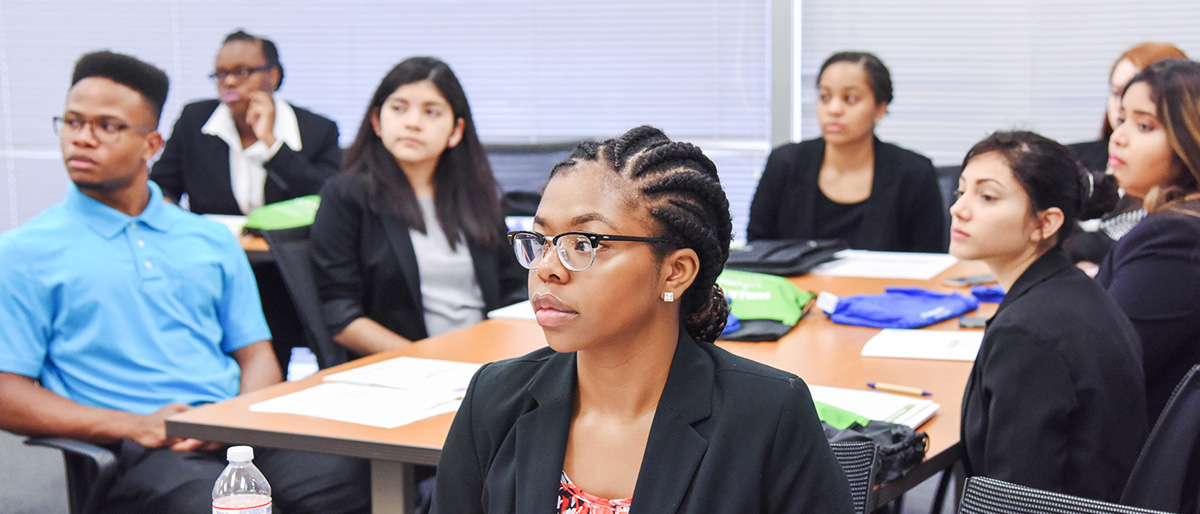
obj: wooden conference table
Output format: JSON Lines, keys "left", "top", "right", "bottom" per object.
{"left": 168, "top": 258, "right": 994, "bottom": 513}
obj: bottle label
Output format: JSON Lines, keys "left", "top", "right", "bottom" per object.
{"left": 213, "top": 494, "right": 271, "bottom": 514}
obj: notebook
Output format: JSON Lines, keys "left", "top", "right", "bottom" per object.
{"left": 809, "top": 385, "right": 940, "bottom": 429}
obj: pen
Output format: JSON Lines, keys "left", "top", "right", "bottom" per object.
{"left": 867, "top": 382, "right": 932, "bottom": 397}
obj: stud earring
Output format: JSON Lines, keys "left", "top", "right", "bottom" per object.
{"left": 663, "top": 292, "right": 674, "bottom": 302}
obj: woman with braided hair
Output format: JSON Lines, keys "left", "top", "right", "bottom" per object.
{"left": 430, "top": 126, "right": 853, "bottom": 514}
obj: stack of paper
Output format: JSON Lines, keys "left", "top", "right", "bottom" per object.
{"left": 487, "top": 300, "right": 535, "bottom": 320}
{"left": 809, "top": 384, "right": 939, "bottom": 429}
{"left": 860, "top": 329, "right": 983, "bottom": 362}
{"left": 202, "top": 214, "right": 248, "bottom": 239}
{"left": 811, "top": 250, "right": 959, "bottom": 280}
{"left": 250, "top": 357, "right": 482, "bottom": 429}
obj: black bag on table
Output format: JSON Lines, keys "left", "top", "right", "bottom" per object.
{"left": 725, "top": 239, "right": 847, "bottom": 276}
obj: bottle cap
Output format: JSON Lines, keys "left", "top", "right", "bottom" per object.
{"left": 227, "top": 445, "right": 254, "bottom": 462}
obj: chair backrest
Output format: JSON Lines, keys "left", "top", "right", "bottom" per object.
{"left": 959, "top": 476, "right": 1175, "bottom": 514}
{"left": 24, "top": 436, "right": 118, "bottom": 514}
{"left": 485, "top": 142, "right": 577, "bottom": 194}
{"left": 936, "top": 165, "right": 961, "bottom": 248}
{"left": 831, "top": 441, "right": 879, "bottom": 514}
{"left": 262, "top": 226, "right": 350, "bottom": 369}
{"left": 1121, "top": 364, "right": 1200, "bottom": 514}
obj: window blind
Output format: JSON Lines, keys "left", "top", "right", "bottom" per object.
{"left": 798, "top": 0, "right": 1200, "bottom": 166}
{"left": 0, "top": 0, "right": 772, "bottom": 236}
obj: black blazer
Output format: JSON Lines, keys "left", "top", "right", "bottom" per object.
{"left": 309, "top": 172, "right": 526, "bottom": 343}
{"left": 1096, "top": 198, "right": 1200, "bottom": 426}
{"left": 962, "top": 248, "right": 1147, "bottom": 502}
{"left": 430, "top": 331, "right": 854, "bottom": 514}
{"left": 150, "top": 99, "right": 342, "bottom": 215}
{"left": 747, "top": 137, "right": 946, "bottom": 252}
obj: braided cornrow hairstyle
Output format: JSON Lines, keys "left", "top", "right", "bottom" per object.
{"left": 550, "top": 126, "right": 733, "bottom": 342}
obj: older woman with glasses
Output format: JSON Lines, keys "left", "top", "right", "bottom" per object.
{"left": 150, "top": 29, "right": 342, "bottom": 216}
{"left": 431, "top": 126, "right": 853, "bottom": 514}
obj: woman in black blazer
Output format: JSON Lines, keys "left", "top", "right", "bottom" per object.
{"left": 151, "top": 30, "right": 342, "bottom": 215}
{"left": 1063, "top": 42, "right": 1187, "bottom": 263}
{"left": 748, "top": 52, "right": 945, "bottom": 252}
{"left": 951, "top": 131, "right": 1148, "bottom": 501}
{"left": 310, "top": 58, "right": 525, "bottom": 356}
{"left": 1099, "top": 59, "right": 1200, "bottom": 427}
{"left": 431, "top": 127, "right": 853, "bottom": 513}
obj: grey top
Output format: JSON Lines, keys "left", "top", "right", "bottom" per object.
{"left": 409, "top": 196, "right": 485, "bottom": 337}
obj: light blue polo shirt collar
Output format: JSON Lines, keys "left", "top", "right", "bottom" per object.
{"left": 63, "top": 180, "right": 174, "bottom": 239}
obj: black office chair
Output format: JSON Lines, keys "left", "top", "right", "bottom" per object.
{"left": 23, "top": 436, "right": 117, "bottom": 514}
{"left": 831, "top": 441, "right": 880, "bottom": 514}
{"left": 936, "top": 165, "right": 962, "bottom": 248}
{"left": 1121, "top": 365, "right": 1200, "bottom": 514}
{"left": 958, "top": 476, "right": 1175, "bottom": 514}
{"left": 262, "top": 225, "right": 351, "bottom": 369}
{"left": 485, "top": 141, "right": 577, "bottom": 194}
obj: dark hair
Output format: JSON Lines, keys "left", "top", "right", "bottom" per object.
{"left": 818, "top": 51, "right": 893, "bottom": 105}
{"left": 549, "top": 126, "right": 733, "bottom": 342}
{"left": 71, "top": 51, "right": 169, "bottom": 124}
{"left": 342, "top": 57, "right": 501, "bottom": 249}
{"left": 222, "top": 29, "right": 284, "bottom": 90}
{"left": 1123, "top": 59, "right": 1200, "bottom": 212}
{"left": 962, "top": 130, "right": 1118, "bottom": 245}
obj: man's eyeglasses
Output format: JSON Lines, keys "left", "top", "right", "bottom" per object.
{"left": 208, "top": 66, "right": 272, "bottom": 82}
{"left": 53, "top": 116, "right": 155, "bottom": 144}
{"left": 507, "top": 230, "right": 672, "bottom": 272}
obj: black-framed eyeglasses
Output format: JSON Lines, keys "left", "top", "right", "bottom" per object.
{"left": 507, "top": 230, "right": 672, "bottom": 272}
{"left": 208, "top": 66, "right": 272, "bottom": 82}
{"left": 52, "top": 115, "right": 155, "bottom": 144}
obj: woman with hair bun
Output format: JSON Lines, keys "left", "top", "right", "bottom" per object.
{"left": 951, "top": 131, "right": 1147, "bottom": 501}
{"left": 431, "top": 126, "right": 853, "bottom": 514}
{"left": 748, "top": 51, "right": 944, "bottom": 252}
{"left": 1101, "top": 58, "right": 1200, "bottom": 426}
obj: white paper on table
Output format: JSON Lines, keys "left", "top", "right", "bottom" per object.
{"left": 809, "top": 385, "right": 940, "bottom": 429}
{"left": 505, "top": 216, "right": 535, "bottom": 232}
{"left": 249, "top": 383, "right": 463, "bottom": 429}
{"left": 202, "top": 214, "right": 248, "bottom": 239}
{"left": 861, "top": 329, "right": 984, "bottom": 362}
{"left": 488, "top": 300, "right": 535, "bottom": 320}
{"left": 810, "top": 250, "right": 959, "bottom": 280}
{"left": 324, "top": 357, "right": 481, "bottom": 392}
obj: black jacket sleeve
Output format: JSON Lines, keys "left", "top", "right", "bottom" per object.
{"left": 310, "top": 177, "right": 368, "bottom": 337}
{"left": 902, "top": 157, "right": 948, "bottom": 252}
{"left": 747, "top": 145, "right": 795, "bottom": 241}
{"left": 429, "top": 363, "right": 491, "bottom": 514}
{"left": 765, "top": 378, "right": 856, "bottom": 513}
{"left": 974, "top": 326, "right": 1074, "bottom": 493}
{"left": 149, "top": 111, "right": 192, "bottom": 202}
{"left": 264, "top": 112, "right": 342, "bottom": 199}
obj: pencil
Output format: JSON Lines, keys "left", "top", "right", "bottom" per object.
{"left": 867, "top": 382, "right": 932, "bottom": 397}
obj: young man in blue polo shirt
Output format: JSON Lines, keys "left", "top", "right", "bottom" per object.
{"left": 0, "top": 51, "right": 369, "bottom": 513}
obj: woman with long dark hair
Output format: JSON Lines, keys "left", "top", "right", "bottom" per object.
{"left": 310, "top": 57, "right": 525, "bottom": 356}
{"left": 1063, "top": 42, "right": 1187, "bottom": 263}
{"left": 1100, "top": 58, "right": 1200, "bottom": 426}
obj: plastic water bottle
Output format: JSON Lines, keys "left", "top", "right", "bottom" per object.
{"left": 212, "top": 445, "right": 272, "bottom": 513}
